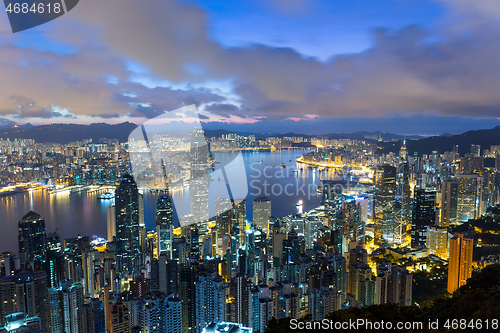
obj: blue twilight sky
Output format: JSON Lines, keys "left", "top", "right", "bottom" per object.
{"left": 0, "top": 0, "right": 500, "bottom": 135}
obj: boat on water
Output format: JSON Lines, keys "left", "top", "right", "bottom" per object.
{"left": 98, "top": 192, "right": 115, "bottom": 200}
{"left": 0, "top": 189, "right": 25, "bottom": 197}
{"left": 281, "top": 163, "right": 286, "bottom": 168}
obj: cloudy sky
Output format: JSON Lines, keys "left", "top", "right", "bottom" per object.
{"left": 1, "top": 0, "right": 500, "bottom": 135}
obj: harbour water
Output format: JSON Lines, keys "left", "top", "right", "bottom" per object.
{"left": 0, "top": 149, "right": 342, "bottom": 252}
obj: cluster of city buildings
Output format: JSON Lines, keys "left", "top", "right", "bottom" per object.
{"left": 0, "top": 131, "right": 499, "bottom": 332}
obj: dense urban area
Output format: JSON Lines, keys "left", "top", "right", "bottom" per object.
{"left": 0, "top": 128, "right": 499, "bottom": 333}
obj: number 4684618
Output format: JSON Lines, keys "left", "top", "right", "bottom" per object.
{"left": 6, "top": 2, "right": 61, "bottom": 14}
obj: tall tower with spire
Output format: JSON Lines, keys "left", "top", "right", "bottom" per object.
{"left": 190, "top": 127, "right": 210, "bottom": 227}
{"left": 156, "top": 158, "right": 174, "bottom": 259}
{"left": 399, "top": 139, "right": 408, "bottom": 163}
{"left": 395, "top": 139, "right": 411, "bottom": 247}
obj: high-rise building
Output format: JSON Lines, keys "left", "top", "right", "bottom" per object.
{"left": 336, "top": 199, "right": 364, "bottom": 253}
{"left": 150, "top": 254, "right": 178, "bottom": 295}
{"left": 45, "top": 232, "right": 64, "bottom": 289}
{"left": 83, "top": 298, "right": 105, "bottom": 333}
{"left": 308, "top": 254, "right": 347, "bottom": 306}
{"left": 130, "top": 294, "right": 182, "bottom": 333}
{"left": 0, "top": 269, "right": 49, "bottom": 332}
{"left": 18, "top": 211, "right": 46, "bottom": 267}
{"left": 109, "top": 302, "right": 129, "bottom": 333}
{"left": 348, "top": 247, "right": 375, "bottom": 307}
{"left": 282, "top": 229, "right": 302, "bottom": 265}
{"left": 453, "top": 144, "right": 460, "bottom": 160}
{"left": 48, "top": 280, "right": 85, "bottom": 333}
{"left": 106, "top": 205, "right": 116, "bottom": 242}
{"left": 440, "top": 180, "right": 458, "bottom": 227}
{"left": 447, "top": 232, "right": 473, "bottom": 294}
{"left": 304, "top": 216, "right": 322, "bottom": 251}
{"left": 459, "top": 157, "right": 484, "bottom": 176}
{"left": 232, "top": 199, "right": 247, "bottom": 245}
{"left": 470, "top": 144, "right": 481, "bottom": 158}
{"left": 1, "top": 252, "right": 20, "bottom": 277}
{"left": 216, "top": 198, "right": 232, "bottom": 235}
{"left": 253, "top": 197, "right": 271, "bottom": 234}
{"left": 322, "top": 180, "right": 343, "bottom": 227}
{"left": 156, "top": 193, "right": 174, "bottom": 258}
{"left": 308, "top": 287, "right": 339, "bottom": 321}
{"left": 179, "top": 265, "right": 197, "bottom": 333}
{"left": 426, "top": 226, "right": 450, "bottom": 259}
{"left": 195, "top": 272, "right": 227, "bottom": 332}
{"left": 115, "top": 174, "right": 141, "bottom": 276}
{"left": 411, "top": 189, "right": 436, "bottom": 248}
{"left": 374, "top": 165, "right": 396, "bottom": 246}
{"left": 286, "top": 214, "right": 304, "bottom": 235}
{"left": 270, "top": 220, "right": 286, "bottom": 270}
{"left": 456, "top": 174, "right": 482, "bottom": 222}
{"left": 231, "top": 274, "right": 250, "bottom": 327}
{"left": 395, "top": 149, "right": 411, "bottom": 246}
{"left": 375, "top": 262, "right": 412, "bottom": 306}
{"left": 249, "top": 285, "right": 274, "bottom": 333}
{"left": 190, "top": 127, "right": 210, "bottom": 226}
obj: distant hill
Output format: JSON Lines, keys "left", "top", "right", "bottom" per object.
{"left": 0, "top": 122, "right": 138, "bottom": 143}
{"left": 322, "top": 131, "right": 424, "bottom": 141}
{"left": 3, "top": 122, "right": 500, "bottom": 153}
{"left": 0, "top": 118, "right": 17, "bottom": 129}
{"left": 380, "top": 126, "right": 500, "bottom": 155}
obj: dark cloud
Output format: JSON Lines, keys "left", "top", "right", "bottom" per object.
{"left": 204, "top": 103, "right": 241, "bottom": 116}
{"left": 0, "top": 0, "right": 500, "bottom": 124}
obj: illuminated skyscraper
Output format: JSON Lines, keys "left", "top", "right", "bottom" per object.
{"left": 456, "top": 174, "right": 482, "bottom": 222}
{"left": 190, "top": 127, "right": 210, "bottom": 226}
{"left": 374, "top": 165, "right": 396, "bottom": 246}
{"left": 395, "top": 162, "right": 411, "bottom": 246}
{"left": 109, "top": 302, "right": 129, "bottom": 333}
{"left": 18, "top": 211, "right": 46, "bottom": 267}
{"left": 195, "top": 272, "right": 227, "bottom": 331}
{"left": 287, "top": 214, "right": 304, "bottom": 235}
{"left": 115, "top": 174, "right": 140, "bottom": 276}
{"left": 106, "top": 205, "right": 116, "bottom": 242}
{"left": 411, "top": 189, "right": 436, "bottom": 248}
{"left": 447, "top": 232, "right": 473, "bottom": 294}
{"left": 458, "top": 157, "right": 484, "bottom": 176}
{"left": 0, "top": 269, "right": 49, "bottom": 332}
{"left": 426, "top": 226, "right": 449, "bottom": 259}
{"left": 282, "top": 229, "right": 302, "bottom": 265}
{"left": 304, "top": 216, "right": 322, "bottom": 251}
{"left": 83, "top": 298, "right": 105, "bottom": 333}
{"left": 179, "top": 265, "right": 197, "bottom": 333}
{"left": 348, "top": 247, "right": 375, "bottom": 307}
{"left": 375, "top": 262, "right": 412, "bottom": 306}
{"left": 337, "top": 199, "right": 364, "bottom": 253}
{"left": 156, "top": 193, "right": 174, "bottom": 258}
{"left": 48, "top": 280, "right": 85, "bottom": 333}
{"left": 232, "top": 199, "right": 247, "bottom": 245}
{"left": 470, "top": 144, "right": 481, "bottom": 158}
{"left": 399, "top": 139, "right": 408, "bottom": 162}
{"left": 216, "top": 197, "right": 232, "bottom": 235}
{"left": 253, "top": 197, "right": 271, "bottom": 234}
{"left": 440, "top": 180, "right": 458, "bottom": 227}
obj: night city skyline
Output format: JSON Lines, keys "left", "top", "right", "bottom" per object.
{"left": 1, "top": 1, "right": 500, "bottom": 333}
